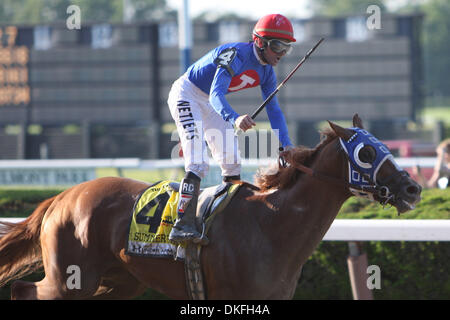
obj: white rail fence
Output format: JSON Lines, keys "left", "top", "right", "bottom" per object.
{"left": 324, "top": 219, "right": 450, "bottom": 241}
{"left": 2, "top": 218, "right": 450, "bottom": 242}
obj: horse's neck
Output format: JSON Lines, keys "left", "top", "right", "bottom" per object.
{"left": 271, "top": 158, "right": 350, "bottom": 266}
{"left": 289, "top": 176, "right": 348, "bottom": 218}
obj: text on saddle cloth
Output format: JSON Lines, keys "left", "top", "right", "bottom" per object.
{"left": 125, "top": 180, "right": 241, "bottom": 259}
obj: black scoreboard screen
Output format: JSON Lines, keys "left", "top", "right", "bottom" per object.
{"left": 0, "top": 20, "right": 420, "bottom": 127}
{"left": 0, "top": 26, "right": 30, "bottom": 107}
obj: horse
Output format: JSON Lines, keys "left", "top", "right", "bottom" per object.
{"left": 0, "top": 114, "right": 421, "bottom": 299}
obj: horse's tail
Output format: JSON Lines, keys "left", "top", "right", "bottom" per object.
{"left": 0, "top": 196, "right": 57, "bottom": 287}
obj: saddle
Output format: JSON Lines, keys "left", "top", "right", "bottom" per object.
{"left": 169, "top": 181, "right": 239, "bottom": 243}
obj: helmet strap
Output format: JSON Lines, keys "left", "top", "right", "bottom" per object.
{"left": 253, "top": 34, "right": 269, "bottom": 64}
{"left": 259, "top": 47, "right": 269, "bottom": 64}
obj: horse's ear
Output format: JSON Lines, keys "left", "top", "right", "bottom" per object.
{"left": 352, "top": 113, "right": 364, "bottom": 129}
{"left": 328, "top": 121, "right": 355, "bottom": 141}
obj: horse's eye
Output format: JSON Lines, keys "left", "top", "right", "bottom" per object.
{"left": 358, "top": 145, "right": 377, "bottom": 164}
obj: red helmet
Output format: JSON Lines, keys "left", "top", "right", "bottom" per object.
{"left": 252, "top": 14, "right": 296, "bottom": 43}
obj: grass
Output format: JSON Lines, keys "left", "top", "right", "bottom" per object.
{"left": 338, "top": 188, "right": 450, "bottom": 219}
{"left": 419, "top": 106, "right": 450, "bottom": 126}
{"left": 0, "top": 187, "right": 64, "bottom": 217}
{"left": 95, "top": 168, "right": 185, "bottom": 183}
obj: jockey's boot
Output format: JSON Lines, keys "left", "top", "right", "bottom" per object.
{"left": 169, "top": 173, "right": 202, "bottom": 243}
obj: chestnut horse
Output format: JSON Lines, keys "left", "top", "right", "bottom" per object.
{"left": 0, "top": 114, "right": 421, "bottom": 299}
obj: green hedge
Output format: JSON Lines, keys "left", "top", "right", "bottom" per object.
{"left": 295, "top": 241, "right": 450, "bottom": 299}
{"left": 295, "top": 188, "right": 450, "bottom": 299}
{"left": 0, "top": 188, "right": 448, "bottom": 299}
{"left": 0, "top": 188, "right": 65, "bottom": 217}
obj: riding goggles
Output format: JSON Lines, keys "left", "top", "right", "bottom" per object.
{"left": 255, "top": 33, "right": 293, "bottom": 55}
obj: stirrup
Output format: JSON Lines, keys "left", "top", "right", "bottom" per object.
{"left": 169, "top": 224, "right": 208, "bottom": 245}
{"left": 169, "top": 225, "right": 201, "bottom": 243}
{"left": 193, "top": 223, "right": 209, "bottom": 245}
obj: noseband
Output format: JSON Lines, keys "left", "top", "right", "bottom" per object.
{"left": 281, "top": 128, "right": 408, "bottom": 207}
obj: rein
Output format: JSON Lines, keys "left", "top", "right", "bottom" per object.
{"left": 280, "top": 141, "right": 395, "bottom": 205}
{"left": 289, "top": 161, "right": 382, "bottom": 197}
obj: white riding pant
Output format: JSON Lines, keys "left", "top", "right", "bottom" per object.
{"left": 167, "top": 74, "right": 241, "bottom": 179}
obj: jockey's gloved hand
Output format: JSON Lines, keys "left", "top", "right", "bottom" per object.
{"left": 235, "top": 114, "right": 256, "bottom": 132}
{"left": 278, "top": 145, "right": 294, "bottom": 168}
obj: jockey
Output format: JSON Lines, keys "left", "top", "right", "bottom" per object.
{"left": 168, "top": 14, "right": 295, "bottom": 243}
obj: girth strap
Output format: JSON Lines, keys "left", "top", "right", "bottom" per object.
{"left": 184, "top": 243, "right": 205, "bottom": 300}
{"left": 182, "top": 182, "right": 244, "bottom": 300}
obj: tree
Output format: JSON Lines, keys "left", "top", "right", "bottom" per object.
{"left": 0, "top": 0, "right": 172, "bottom": 25}
{"left": 393, "top": 0, "right": 450, "bottom": 100}
{"left": 0, "top": 0, "right": 72, "bottom": 24}
{"left": 421, "top": 0, "right": 450, "bottom": 98}
{"left": 62, "top": 0, "right": 174, "bottom": 23}
{"left": 130, "top": 0, "right": 175, "bottom": 22}
{"left": 70, "top": 0, "right": 123, "bottom": 23}
{"left": 311, "top": 0, "right": 387, "bottom": 16}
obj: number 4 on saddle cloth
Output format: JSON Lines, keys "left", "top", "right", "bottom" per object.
{"left": 125, "top": 180, "right": 241, "bottom": 260}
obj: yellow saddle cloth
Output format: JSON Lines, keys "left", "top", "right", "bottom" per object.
{"left": 125, "top": 180, "right": 241, "bottom": 259}
{"left": 126, "top": 181, "right": 180, "bottom": 258}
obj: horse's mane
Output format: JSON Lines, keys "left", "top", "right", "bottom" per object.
{"left": 255, "top": 128, "right": 337, "bottom": 191}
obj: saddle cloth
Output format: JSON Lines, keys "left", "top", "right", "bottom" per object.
{"left": 125, "top": 180, "right": 241, "bottom": 259}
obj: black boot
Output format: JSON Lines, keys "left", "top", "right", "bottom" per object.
{"left": 169, "top": 173, "right": 202, "bottom": 243}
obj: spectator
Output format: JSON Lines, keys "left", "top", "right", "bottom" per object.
{"left": 413, "top": 138, "right": 450, "bottom": 189}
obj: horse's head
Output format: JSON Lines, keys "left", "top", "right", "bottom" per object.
{"left": 328, "top": 114, "right": 422, "bottom": 214}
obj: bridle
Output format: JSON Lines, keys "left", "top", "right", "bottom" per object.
{"left": 286, "top": 156, "right": 394, "bottom": 205}
{"left": 280, "top": 128, "right": 409, "bottom": 207}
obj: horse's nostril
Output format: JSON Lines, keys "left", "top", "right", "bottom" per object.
{"left": 406, "top": 185, "right": 419, "bottom": 195}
